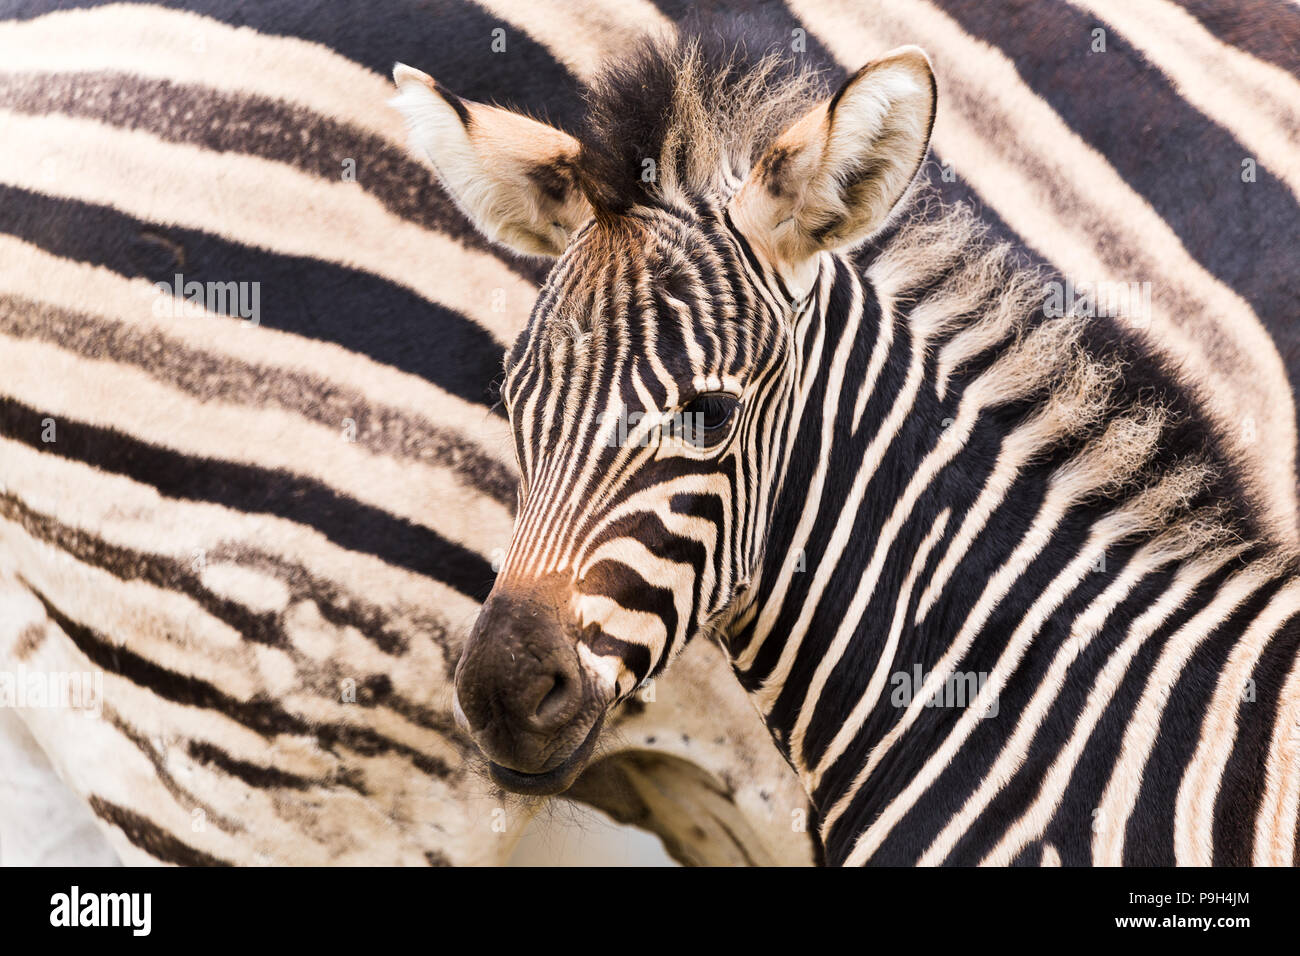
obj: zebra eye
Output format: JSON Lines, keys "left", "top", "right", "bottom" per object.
{"left": 678, "top": 392, "right": 739, "bottom": 448}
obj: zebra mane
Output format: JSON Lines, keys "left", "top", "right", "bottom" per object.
{"left": 865, "top": 193, "right": 1282, "bottom": 562}
{"left": 575, "top": 27, "right": 829, "bottom": 215}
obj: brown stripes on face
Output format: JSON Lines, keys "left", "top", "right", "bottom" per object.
{"left": 0, "top": 294, "right": 518, "bottom": 510}
{"left": 0, "top": 70, "right": 546, "bottom": 285}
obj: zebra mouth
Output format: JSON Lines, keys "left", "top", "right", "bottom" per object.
{"left": 487, "top": 715, "right": 605, "bottom": 797}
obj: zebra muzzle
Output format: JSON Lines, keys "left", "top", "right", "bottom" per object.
{"left": 485, "top": 714, "right": 606, "bottom": 797}
{"left": 455, "top": 584, "right": 612, "bottom": 795}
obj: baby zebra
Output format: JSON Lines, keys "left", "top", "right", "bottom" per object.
{"left": 392, "top": 30, "right": 1300, "bottom": 866}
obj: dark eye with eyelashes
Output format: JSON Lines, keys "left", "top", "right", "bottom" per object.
{"left": 676, "top": 392, "right": 740, "bottom": 448}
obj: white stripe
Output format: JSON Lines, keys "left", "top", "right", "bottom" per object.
{"left": 1068, "top": 0, "right": 1300, "bottom": 203}
{"left": 848, "top": 498, "right": 1168, "bottom": 865}
{"left": 1092, "top": 564, "right": 1278, "bottom": 865}
{"left": 922, "top": 536, "right": 1184, "bottom": 864}
{"left": 810, "top": 509, "right": 951, "bottom": 786}
{"left": 0, "top": 234, "right": 515, "bottom": 476}
{"left": 1252, "top": 638, "right": 1300, "bottom": 865}
{"left": 1175, "top": 577, "right": 1300, "bottom": 864}
{"left": 0, "top": 109, "right": 534, "bottom": 348}
{"left": 979, "top": 547, "right": 1243, "bottom": 866}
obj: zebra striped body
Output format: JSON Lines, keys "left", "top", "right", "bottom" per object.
{"left": 0, "top": 0, "right": 815, "bottom": 866}
{"left": 418, "top": 9, "right": 1300, "bottom": 865}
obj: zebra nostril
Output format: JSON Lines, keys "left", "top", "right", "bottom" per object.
{"left": 531, "top": 671, "right": 574, "bottom": 726}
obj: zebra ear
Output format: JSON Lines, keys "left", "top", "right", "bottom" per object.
{"left": 729, "top": 46, "right": 936, "bottom": 295}
{"left": 390, "top": 63, "right": 592, "bottom": 257}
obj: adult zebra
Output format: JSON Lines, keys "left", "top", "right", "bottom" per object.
{"left": 407, "top": 25, "right": 1300, "bottom": 864}
{"left": 0, "top": 0, "right": 815, "bottom": 866}
{"left": 3, "top": 0, "right": 1299, "bottom": 866}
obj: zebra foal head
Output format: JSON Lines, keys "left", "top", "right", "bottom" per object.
{"left": 393, "top": 36, "right": 935, "bottom": 794}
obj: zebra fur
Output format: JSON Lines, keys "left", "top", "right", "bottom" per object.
{"left": 419, "top": 18, "right": 1300, "bottom": 865}
{"left": 0, "top": 0, "right": 815, "bottom": 866}
{"left": 3, "top": 0, "right": 1298, "bottom": 866}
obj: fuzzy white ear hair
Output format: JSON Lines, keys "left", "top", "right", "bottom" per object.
{"left": 728, "top": 46, "right": 936, "bottom": 296}
{"left": 390, "top": 63, "right": 592, "bottom": 257}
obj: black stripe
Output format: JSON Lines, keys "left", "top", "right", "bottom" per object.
{"left": 585, "top": 628, "right": 653, "bottom": 685}
{"left": 24, "top": 577, "right": 319, "bottom": 737}
{"left": 0, "top": 0, "right": 587, "bottom": 130}
{"left": 187, "top": 740, "right": 338, "bottom": 793}
{"left": 1212, "top": 611, "right": 1300, "bottom": 865}
{"left": 1039, "top": 561, "right": 1239, "bottom": 866}
{"left": 433, "top": 78, "right": 474, "bottom": 128}
{"left": 87, "top": 795, "right": 232, "bottom": 866}
{"left": 722, "top": 206, "right": 789, "bottom": 302}
{"left": 0, "top": 396, "right": 497, "bottom": 600}
{"left": 24, "top": 578, "right": 457, "bottom": 778}
{"left": 0, "top": 292, "right": 518, "bottom": 510}
{"left": 1172, "top": 0, "right": 1300, "bottom": 76}
{"left": 0, "top": 491, "right": 288, "bottom": 648}
{"left": 579, "top": 560, "right": 676, "bottom": 681}
{"left": 1124, "top": 574, "right": 1288, "bottom": 865}
{"left": 0, "top": 491, "right": 416, "bottom": 656}
{"left": 0, "top": 185, "right": 507, "bottom": 413}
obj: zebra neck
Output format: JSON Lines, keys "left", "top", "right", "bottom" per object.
{"left": 724, "top": 248, "right": 974, "bottom": 798}
{"left": 722, "top": 216, "right": 1291, "bottom": 862}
